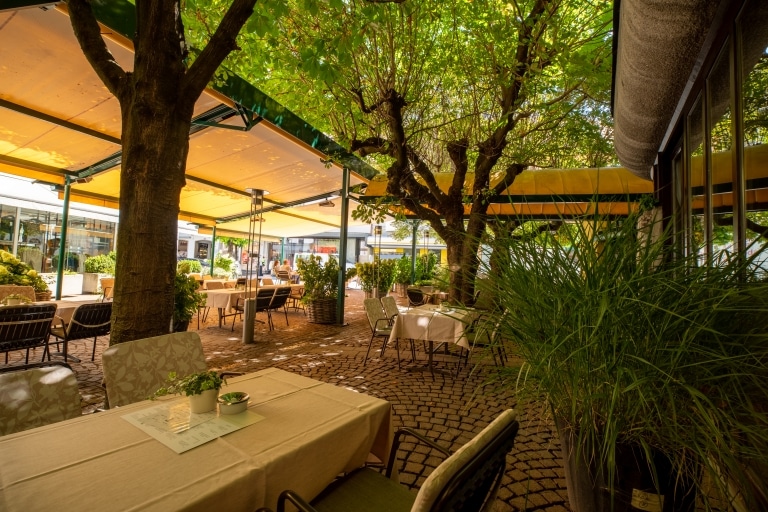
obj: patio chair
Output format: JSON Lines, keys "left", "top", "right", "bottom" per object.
{"left": 231, "top": 287, "right": 275, "bottom": 331}
{"left": 261, "top": 277, "right": 275, "bottom": 286}
{"left": 287, "top": 286, "right": 306, "bottom": 314}
{"left": 0, "top": 303, "right": 57, "bottom": 364}
{"left": 49, "top": 302, "right": 112, "bottom": 363}
{"left": 205, "top": 280, "right": 225, "bottom": 290}
{"left": 0, "top": 361, "right": 81, "bottom": 435}
{"left": 457, "top": 311, "right": 508, "bottom": 376}
{"left": 380, "top": 295, "right": 400, "bottom": 325}
{"left": 363, "top": 298, "right": 406, "bottom": 367}
{"left": 406, "top": 288, "right": 429, "bottom": 308}
{"left": 276, "top": 409, "right": 519, "bottom": 512}
{"left": 276, "top": 270, "right": 292, "bottom": 284}
{"left": 267, "top": 286, "right": 293, "bottom": 329}
{"left": 99, "top": 277, "right": 114, "bottom": 301}
{"left": 101, "top": 331, "right": 207, "bottom": 408}
{"left": 0, "top": 285, "right": 36, "bottom": 303}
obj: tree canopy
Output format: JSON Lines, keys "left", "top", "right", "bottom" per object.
{"left": 200, "top": 0, "right": 614, "bottom": 301}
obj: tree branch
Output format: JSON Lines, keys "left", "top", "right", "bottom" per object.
{"left": 182, "top": 0, "right": 257, "bottom": 104}
{"left": 66, "top": 0, "right": 129, "bottom": 100}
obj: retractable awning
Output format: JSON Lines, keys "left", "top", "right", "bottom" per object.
{"left": 0, "top": 2, "right": 379, "bottom": 238}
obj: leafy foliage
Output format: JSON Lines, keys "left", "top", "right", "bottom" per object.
{"left": 173, "top": 273, "right": 206, "bottom": 323}
{"left": 177, "top": 259, "right": 203, "bottom": 274}
{"left": 84, "top": 253, "right": 116, "bottom": 274}
{"left": 151, "top": 370, "right": 224, "bottom": 398}
{"left": 0, "top": 250, "right": 49, "bottom": 292}
{"left": 296, "top": 255, "right": 339, "bottom": 302}
{"left": 355, "top": 259, "right": 396, "bottom": 294}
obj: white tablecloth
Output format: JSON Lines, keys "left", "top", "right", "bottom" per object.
{"left": 0, "top": 368, "right": 393, "bottom": 512}
{"left": 388, "top": 304, "right": 474, "bottom": 349}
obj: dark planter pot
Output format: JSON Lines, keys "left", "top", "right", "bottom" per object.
{"left": 172, "top": 320, "right": 190, "bottom": 332}
{"left": 557, "top": 417, "right": 696, "bottom": 512}
{"left": 306, "top": 297, "right": 337, "bottom": 324}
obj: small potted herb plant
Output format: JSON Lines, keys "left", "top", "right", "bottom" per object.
{"left": 152, "top": 370, "right": 224, "bottom": 413}
{"left": 3, "top": 293, "right": 32, "bottom": 306}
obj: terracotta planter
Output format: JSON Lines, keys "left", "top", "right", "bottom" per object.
{"left": 306, "top": 297, "right": 337, "bottom": 324}
{"left": 188, "top": 389, "right": 218, "bottom": 414}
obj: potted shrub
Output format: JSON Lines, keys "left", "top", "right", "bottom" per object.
{"left": 152, "top": 370, "right": 224, "bottom": 413}
{"left": 296, "top": 255, "right": 339, "bottom": 324}
{"left": 173, "top": 273, "right": 206, "bottom": 332}
{"left": 83, "top": 252, "right": 116, "bottom": 294}
{"left": 481, "top": 213, "right": 768, "bottom": 511}
{"left": 355, "top": 259, "right": 397, "bottom": 298}
{"left": 355, "top": 261, "right": 376, "bottom": 297}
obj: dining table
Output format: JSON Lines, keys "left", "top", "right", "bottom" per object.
{"left": 388, "top": 303, "right": 476, "bottom": 375}
{"left": 201, "top": 288, "right": 256, "bottom": 327}
{"left": 0, "top": 368, "right": 394, "bottom": 512}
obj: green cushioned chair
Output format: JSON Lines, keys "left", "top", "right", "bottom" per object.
{"left": 277, "top": 409, "right": 519, "bottom": 512}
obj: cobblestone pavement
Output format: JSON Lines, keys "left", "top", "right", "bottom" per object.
{"left": 5, "top": 289, "right": 570, "bottom": 512}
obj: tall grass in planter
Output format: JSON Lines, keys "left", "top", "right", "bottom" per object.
{"left": 478, "top": 213, "right": 768, "bottom": 511}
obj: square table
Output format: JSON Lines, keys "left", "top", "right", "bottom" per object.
{"left": 388, "top": 304, "right": 475, "bottom": 375}
{"left": 0, "top": 368, "right": 393, "bottom": 512}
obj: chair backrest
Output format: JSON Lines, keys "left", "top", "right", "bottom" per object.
{"left": 412, "top": 409, "right": 519, "bottom": 512}
{"left": 0, "top": 285, "right": 36, "bottom": 303}
{"left": 406, "top": 288, "right": 426, "bottom": 307}
{"left": 0, "top": 304, "right": 57, "bottom": 355}
{"left": 254, "top": 287, "right": 276, "bottom": 312}
{"left": 101, "top": 331, "right": 208, "bottom": 408}
{"left": 99, "top": 278, "right": 115, "bottom": 300}
{"left": 363, "top": 298, "right": 389, "bottom": 333}
{"left": 205, "top": 280, "right": 225, "bottom": 290}
{"left": 0, "top": 361, "right": 80, "bottom": 435}
{"left": 276, "top": 270, "right": 291, "bottom": 283}
{"left": 66, "top": 302, "right": 112, "bottom": 340}
{"left": 269, "top": 286, "right": 293, "bottom": 309}
{"left": 261, "top": 277, "right": 274, "bottom": 286}
{"left": 380, "top": 296, "right": 400, "bottom": 322}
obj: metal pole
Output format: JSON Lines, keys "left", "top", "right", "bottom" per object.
{"left": 410, "top": 220, "right": 418, "bottom": 284}
{"left": 336, "top": 168, "right": 350, "bottom": 325}
{"left": 55, "top": 177, "right": 72, "bottom": 300}
{"left": 209, "top": 226, "right": 216, "bottom": 277}
{"left": 243, "top": 188, "right": 267, "bottom": 344}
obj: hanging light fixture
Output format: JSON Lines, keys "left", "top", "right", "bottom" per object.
{"left": 243, "top": 188, "right": 268, "bottom": 345}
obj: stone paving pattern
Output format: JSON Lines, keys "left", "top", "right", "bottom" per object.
{"left": 5, "top": 289, "right": 570, "bottom": 511}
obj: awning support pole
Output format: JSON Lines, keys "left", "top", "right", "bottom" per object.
{"left": 336, "top": 168, "right": 350, "bottom": 325}
{"left": 55, "top": 176, "right": 72, "bottom": 300}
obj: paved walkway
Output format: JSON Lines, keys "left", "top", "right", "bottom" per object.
{"left": 6, "top": 289, "right": 570, "bottom": 512}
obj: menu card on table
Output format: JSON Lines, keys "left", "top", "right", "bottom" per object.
{"left": 122, "top": 399, "right": 264, "bottom": 453}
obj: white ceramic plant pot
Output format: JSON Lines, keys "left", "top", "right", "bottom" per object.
{"left": 188, "top": 388, "right": 218, "bottom": 413}
{"left": 5, "top": 298, "right": 22, "bottom": 306}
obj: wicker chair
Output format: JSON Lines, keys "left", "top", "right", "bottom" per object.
{"left": 0, "top": 361, "right": 81, "bottom": 435}
{"left": 0, "top": 285, "right": 36, "bottom": 304}
{"left": 0, "top": 303, "right": 57, "bottom": 364}
{"left": 277, "top": 409, "right": 519, "bottom": 512}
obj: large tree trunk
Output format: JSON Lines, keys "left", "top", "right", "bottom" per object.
{"left": 111, "top": 98, "right": 192, "bottom": 343}
{"left": 67, "top": 0, "right": 257, "bottom": 344}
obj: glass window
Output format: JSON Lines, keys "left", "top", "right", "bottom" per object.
{"left": 707, "top": 43, "right": 735, "bottom": 265}
{"left": 0, "top": 205, "right": 16, "bottom": 254}
{"left": 688, "top": 95, "right": 706, "bottom": 260}
{"left": 739, "top": 0, "right": 768, "bottom": 276}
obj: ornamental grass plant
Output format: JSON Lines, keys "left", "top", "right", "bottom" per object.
{"left": 478, "top": 212, "right": 768, "bottom": 511}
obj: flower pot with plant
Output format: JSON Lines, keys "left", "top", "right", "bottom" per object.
{"left": 296, "top": 255, "right": 339, "bottom": 324}
{"left": 174, "top": 273, "right": 206, "bottom": 332}
{"left": 83, "top": 252, "right": 116, "bottom": 294}
{"left": 2, "top": 293, "right": 32, "bottom": 306}
{"left": 152, "top": 370, "right": 224, "bottom": 413}
{"left": 480, "top": 211, "right": 768, "bottom": 511}
{"left": 394, "top": 255, "right": 412, "bottom": 297}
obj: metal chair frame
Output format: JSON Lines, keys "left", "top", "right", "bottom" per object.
{"left": 49, "top": 302, "right": 112, "bottom": 363}
{"left": 0, "top": 303, "right": 57, "bottom": 364}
